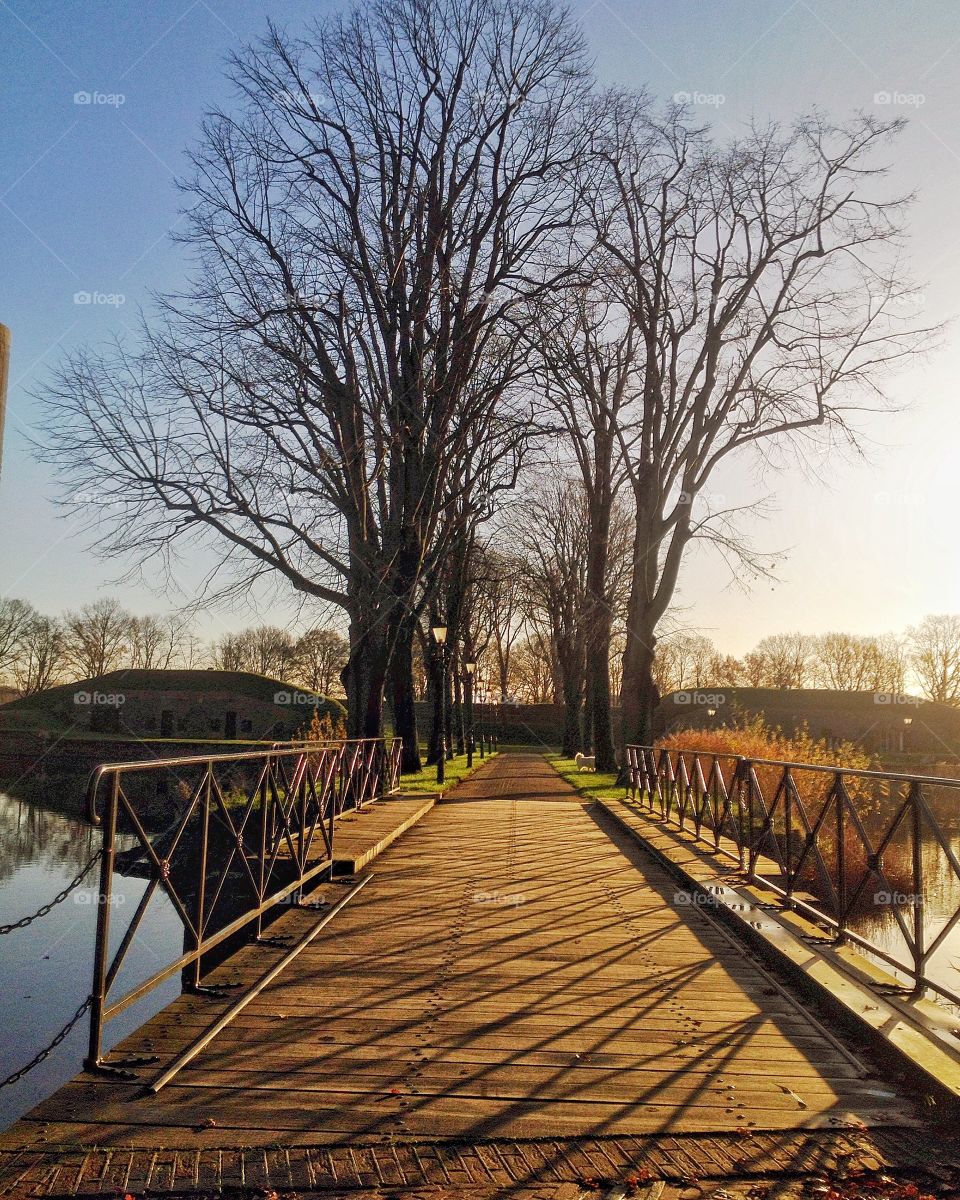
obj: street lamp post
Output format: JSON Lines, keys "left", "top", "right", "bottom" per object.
{"left": 464, "top": 659, "right": 476, "bottom": 768}
{"left": 432, "top": 624, "right": 448, "bottom": 785}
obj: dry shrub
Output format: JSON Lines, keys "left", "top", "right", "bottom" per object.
{"left": 301, "top": 709, "right": 348, "bottom": 743}
{"left": 657, "top": 713, "right": 873, "bottom": 774}
{"left": 655, "top": 716, "right": 915, "bottom": 908}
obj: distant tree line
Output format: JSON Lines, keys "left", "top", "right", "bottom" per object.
{"left": 0, "top": 596, "right": 349, "bottom": 697}
{"left": 33, "top": 0, "right": 933, "bottom": 772}
{"left": 643, "top": 617, "right": 960, "bottom": 706}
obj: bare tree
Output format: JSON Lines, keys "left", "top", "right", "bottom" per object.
{"left": 12, "top": 615, "right": 66, "bottom": 694}
{"left": 754, "top": 633, "right": 813, "bottom": 689}
{"left": 472, "top": 549, "right": 526, "bottom": 704}
{"left": 210, "top": 631, "right": 251, "bottom": 672}
{"left": 808, "top": 631, "right": 905, "bottom": 692}
{"left": 246, "top": 626, "right": 297, "bottom": 679}
{"left": 37, "top": 0, "right": 591, "bottom": 770}
{"left": 708, "top": 653, "right": 745, "bottom": 687}
{"left": 511, "top": 476, "right": 589, "bottom": 754}
{"left": 63, "top": 599, "right": 132, "bottom": 679}
{"left": 0, "top": 598, "right": 36, "bottom": 685}
{"left": 509, "top": 634, "right": 556, "bottom": 703}
{"left": 742, "top": 651, "right": 769, "bottom": 688}
{"left": 129, "top": 613, "right": 187, "bottom": 670}
{"left": 586, "top": 97, "right": 932, "bottom": 759}
{"left": 295, "top": 627, "right": 349, "bottom": 695}
{"left": 525, "top": 275, "right": 637, "bottom": 769}
{"left": 653, "top": 632, "right": 716, "bottom": 694}
{"left": 908, "top": 615, "right": 960, "bottom": 705}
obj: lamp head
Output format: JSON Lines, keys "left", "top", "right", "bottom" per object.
{"left": 431, "top": 624, "right": 448, "bottom": 644}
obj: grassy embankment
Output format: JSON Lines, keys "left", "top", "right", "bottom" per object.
{"left": 548, "top": 754, "right": 625, "bottom": 802}
{"left": 398, "top": 748, "right": 499, "bottom": 794}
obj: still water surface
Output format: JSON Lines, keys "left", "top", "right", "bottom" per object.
{"left": 0, "top": 793, "right": 183, "bottom": 1131}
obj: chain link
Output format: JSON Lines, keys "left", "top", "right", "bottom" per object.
{"left": 0, "top": 996, "right": 91, "bottom": 1089}
{"left": 0, "top": 849, "right": 103, "bottom": 935}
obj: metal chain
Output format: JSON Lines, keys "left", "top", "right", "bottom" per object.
{"left": 0, "top": 849, "right": 103, "bottom": 935}
{"left": 0, "top": 996, "right": 91, "bottom": 1089}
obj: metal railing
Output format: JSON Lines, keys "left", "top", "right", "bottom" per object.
{"left": 626, "top": 744, "right": 960, "bottom": 1007}
{"left": 84, "top": 736, "right": 401, "bottom": 1072}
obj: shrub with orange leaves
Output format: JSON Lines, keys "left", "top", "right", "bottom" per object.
{"left": 655, "top": 716, "right": 916, "bottom": 907}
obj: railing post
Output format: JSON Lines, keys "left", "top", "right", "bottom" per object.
{"left": 86, "top": 773, "right": 119, "bottom": 1069}
{"left": 745, "top": 760, "right": 757, "bottom": 879}
{"left": 327, "top": 747, "right": 339, "bottom": 881}
{"left": 256, "top": 756, "right": 270, "bottom": 940}
{"left": 784, "top": 767, "right": 794, "bottom": 908}
{"left": 910, "top": 780, "right": 925, "bottom": 994}
{"left": 190, "top": 763, "right": 212, "bottom": 988}
{"left": 835, "top": 772, "right": 847, "bottom": 946}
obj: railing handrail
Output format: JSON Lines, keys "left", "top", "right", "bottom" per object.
{"left": 626, "top": 744, "right": 960, "bottom": 789}
{"left": 624, "top": 742, "right": 960, "bottom": 1010}
{"left": 83, "top": 735, "right": 402, "bottom": 1072}
{"left": 86, "top": 738, "right": 393, "bottom": 823}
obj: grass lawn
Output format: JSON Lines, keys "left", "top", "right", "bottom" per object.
{"left": 398, "top": 749, "right": 498, "bottom": 794}
{"left": 548, "top": 754, "right": 629, "bottom": 802}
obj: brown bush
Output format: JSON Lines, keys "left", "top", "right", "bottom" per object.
{"left": 654, "top": 716, "right": 915, "bottom": 909}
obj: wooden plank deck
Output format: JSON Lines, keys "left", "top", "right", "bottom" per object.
{"left": 0, "top": 753, "right": 934, "bottom": 1184}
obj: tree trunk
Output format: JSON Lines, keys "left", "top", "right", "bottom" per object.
{"left": 619, "top": 616, "right": 659, "bottom": 760}
{"left": 585, "top": 483, "right": 617, "bottom": 771}
{"left": 561, "top": 674, "right": 582, "bottom": 757}
{"left": 341, "top": 620, "right": 389, "bottom": 740}
{"left": 590, "top": 652, "right": 616, "bottom": 769}
{"left": 581, "top": 687, "right": 594, "bottom": 755}
{"left": 388, "top": 615, "right": 422, "bottom": 773}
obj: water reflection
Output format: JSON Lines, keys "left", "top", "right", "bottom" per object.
{"left": 0, "top": 792, "right": 183, "bottom": 1132}
{"left": 849, "top": 827, "right": 960, "bottom": 1002}
{"left": 0, "top": 793, "right": 100, "bottom": 883}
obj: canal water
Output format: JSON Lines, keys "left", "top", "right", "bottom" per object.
{"left": 0, "top": 792, "right": 183, "bottom": 1131}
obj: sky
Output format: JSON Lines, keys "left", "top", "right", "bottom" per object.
{"left": 1, "top": 0, "right": 959, "bottom": 656}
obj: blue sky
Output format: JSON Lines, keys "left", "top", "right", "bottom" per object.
{"left": 1, "top": 0, "right": 959, "bottom": 653}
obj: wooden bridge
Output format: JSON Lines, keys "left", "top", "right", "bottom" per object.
{"left": 1, "top": 754, "right": 957, "bottom": 1198}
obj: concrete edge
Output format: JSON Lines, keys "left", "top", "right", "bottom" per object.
{"left": 594, "top": 794, "right": 960, "bottom": 1112}
{"left": 333, "top": 796, "right": 437, "bottom": 872}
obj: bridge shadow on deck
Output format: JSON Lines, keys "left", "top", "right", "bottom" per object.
{"left": 2, "top": 753, "right": 949, "bottom": 1194}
